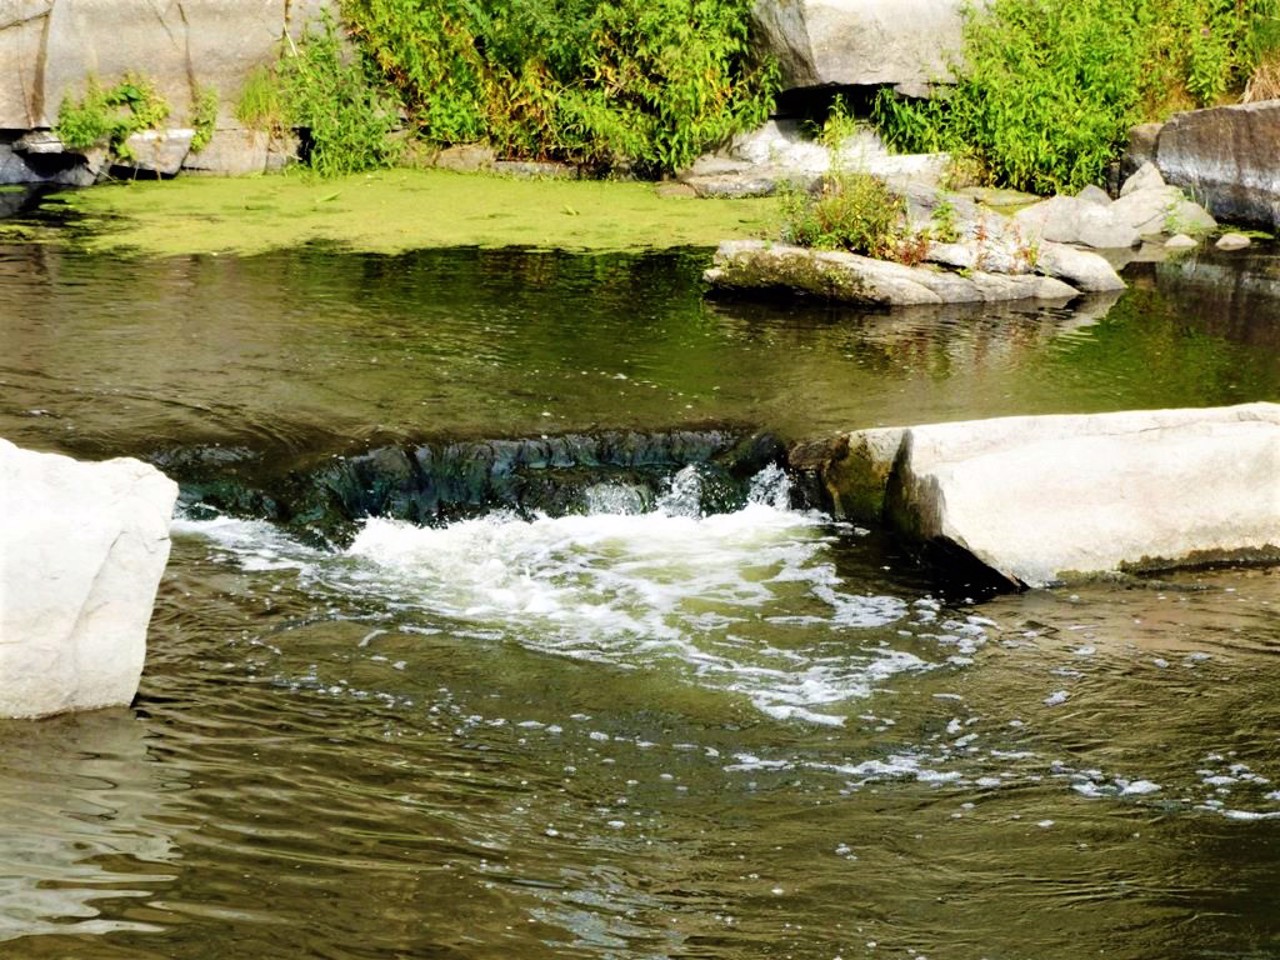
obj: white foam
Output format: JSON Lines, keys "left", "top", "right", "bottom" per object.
{"left": 178, "top": 472, "right": 936, "bottom": 724}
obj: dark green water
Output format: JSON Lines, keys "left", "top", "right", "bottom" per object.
{"left": 1, "top": 241, "right": 1278, "bottom": 959}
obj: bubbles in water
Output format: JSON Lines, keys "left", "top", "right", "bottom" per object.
{"left": 178, "top": 467, "right": 936, "bottom": 725}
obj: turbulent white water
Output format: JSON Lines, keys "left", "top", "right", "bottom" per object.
{"left": 176, "top": 466, "right": 943, "bottom": 725}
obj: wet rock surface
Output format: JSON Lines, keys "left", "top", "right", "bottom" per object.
{"left": 157, "top": 429, "right": 788, "bottom": 544}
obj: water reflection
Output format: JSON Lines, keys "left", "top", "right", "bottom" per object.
{"left": 0, "top": 711, "right": 181, "bottom": 942}
{"left": 1, "top": 244, "right": 1277, "bottom": 471}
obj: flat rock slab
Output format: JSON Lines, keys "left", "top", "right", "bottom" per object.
{"left": 705, "top": 239, "right": 1081, "bottom": 305}
{"left": 1, "top": 440, "right": 178, "bottom": 719}
{"left": 798, "top": 404, "right": 1280, "bottom": 589}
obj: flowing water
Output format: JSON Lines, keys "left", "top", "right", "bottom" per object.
{"left": 1, "top": 236, "right": 1279, "bottom": 959}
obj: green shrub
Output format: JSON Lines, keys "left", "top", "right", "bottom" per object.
{"left": 874, "top": 0, "right": 1280, "bottom": 195}
{"left": 275, "top": 14, "right": 405, "bottom": 176}
{"left": 56, "top": 73, "right": 170, "bottom": 160}
{"left": 339, "top": 0, "right": 777, "bottom": 177}
{"left": 778, "top": 173, "right": 911, "bottom": 261}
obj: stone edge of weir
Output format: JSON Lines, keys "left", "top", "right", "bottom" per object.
{"left": 789, "top": 402, "right": 1280, "bottom": 590}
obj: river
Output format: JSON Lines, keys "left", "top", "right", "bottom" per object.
{"left": 1, "top": 236, "right": 1278, "bottom": 959}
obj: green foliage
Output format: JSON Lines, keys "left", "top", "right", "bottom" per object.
{"left": 778, "top": 173, "right": 912, "bottom": 261}
{"left": 275, "top": 14, "right": 404, "bottom": 176}
{"left": 874, "top": 0, "right": 1280, "bottom": 195}
{"left": 191, "top": 85, "right": 219, "bottom": 153}
{"left": 339, "top": 0, "right": 777, "bottom": 176}
{"left": 56, "top": 73, "right": 170, "bottom": 160}
{"left": 235, "top": 67, "right": 286, "bottom": 131}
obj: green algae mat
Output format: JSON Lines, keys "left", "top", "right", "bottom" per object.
{"left": 47, "top": 169, "right": 776, "bottom": 256}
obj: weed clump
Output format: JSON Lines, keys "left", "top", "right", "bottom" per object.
{"left": 56, "top": 73, "right": 170, "bottom": 161}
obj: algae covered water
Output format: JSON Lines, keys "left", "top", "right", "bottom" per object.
{"left": 1, "top": 241, "right": 1278, "bottom": 959}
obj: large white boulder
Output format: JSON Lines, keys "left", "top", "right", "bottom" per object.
{"left": 1, "top": 440, "right": 178, "bottom": 719}
{"left": 808, "top": 404, "right": 1280, "bottom": 588}
{"left": 752, "top": 0, "right": 973, "bottom": 95}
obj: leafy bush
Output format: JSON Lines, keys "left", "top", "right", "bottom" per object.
{"left": 275, "top": 14, "right": 405, "bottom": 176}
{"left": 340, "top": 0, "right": 777, "bottom": 176}
{"left": 874, "top": 0, "right": 1280, "bottom": 194}
{"left": 56, "top": 73, "right": 170, "bottom": 160}
{"left": 777, "top": 173, "right": 933, "bottom": 263}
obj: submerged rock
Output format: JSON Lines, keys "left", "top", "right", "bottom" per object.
{"left": 794, "top": 403, "right": 1280, "bottom": 589}
{"left": 1, "top": 439, "right": 178, "bottom": 719}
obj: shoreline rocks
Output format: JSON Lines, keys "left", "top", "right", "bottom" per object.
{"left": 1, "top": 440, "right": 178, "bottom": 719}
{"left": 791, "top": 403, "right": 1280, "bottom": 589}
{"left": 1154, "top": 101, "right": 1280, "bottom": 232}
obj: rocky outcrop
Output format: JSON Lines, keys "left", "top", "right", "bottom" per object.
{"left": 705, "top": 238, "right": 1073, "bottom": 304}
{"left": 681, "top": 120, "right": 949, "bottom": 198}
{"left": 0, "top": 0, "right": 331, "bottom": 182}
{"left": 1, "top": 440, "right": 178, "bottom": 719}
{"left": 1154, "top": 100, "right": 1280, "bottom": 231}
{"left": 751, "top": 0, "right": 972, "bottom": 97}
{"left": 1013, "top": 163, "right": 1216, "bottom": 249}
{"left": 793, "top": 404, "right": 1280, "bottom": 589}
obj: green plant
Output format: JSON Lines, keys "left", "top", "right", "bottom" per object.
{"left": 191, "top": 85, "right": 219, "bottom": 152}
{"left": 235, "top": 66, "right": 286, "bottom": 131}
{"left": 56, "top": 73, "right": 170, "bottom": 160}
{"left": 929, "top": 199, "right": 960, "bottom": 243}
{"left": 339, "top": 0, "right": 777, "bottom": 176}
{"left": 873, "top": 0, "right": 1280, "bottom": 195}
{"left": 778, "top": 172, "right": 910, "bottom": 260}
{"left": 275, "top": 12, "right": 404, "bottom": 176}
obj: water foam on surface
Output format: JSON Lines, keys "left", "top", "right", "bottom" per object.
{"left": 178, "top": 467, "right": 929, "bottom": 724}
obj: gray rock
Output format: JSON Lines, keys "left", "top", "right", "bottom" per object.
{"left": 0, "top": 0, "right": 339, "bottom": 180}
{"left": 1034, "top": 241, "right": 1127, "bottom": 292}
{"left": 119, "top": 128, "right": 193, "bottom": 177}
{"left": 1215, "top": 232, "right": 1253, "bottom": 251}
{"left": 1014, "top": 194, "right": 1141, "bottom": 249}
{"left": 1076, "top": 184, "right": 1112, "bottom": 207}
{"left": 433, "top": 144, "right": 497, "bottom": 173}
{"left": 181, "top": 128, "right": 292, "bottom": 177}
{"left": 1165, "top": 233, "right": 1198, "bottom": 249}
{"left": 814, "top": 403, "right": 1280, "bottom": 588}
{"left": 1120, "top": 161, "right": 1165, "bottom": 197}
{"left": 494, "top": 160, "right": 580, "bottom": 179}
{"left": 1122, "top": 123, "right": 1164, "bottom": 181}
{"left": 751, "top": 0, "right": 970, "bottom": 92}
{"left": 1111, "top": 184, "right": 1217, "bottom": 236}
{"left": 1156, "top": 101, "right": 1280, "bottom": 230}
{"left": 1, "top": 439, "right": 178, "bottom": 719}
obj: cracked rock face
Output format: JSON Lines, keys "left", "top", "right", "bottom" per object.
{"left": 751, "top": 0, "right": 973, "bottom": 95}
{"left": 0, "top": 0, "right": 332, "bottom": 179}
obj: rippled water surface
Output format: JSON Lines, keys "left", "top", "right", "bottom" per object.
{"left": 1, "top": 238, "right": 1278, "bottom": 959}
